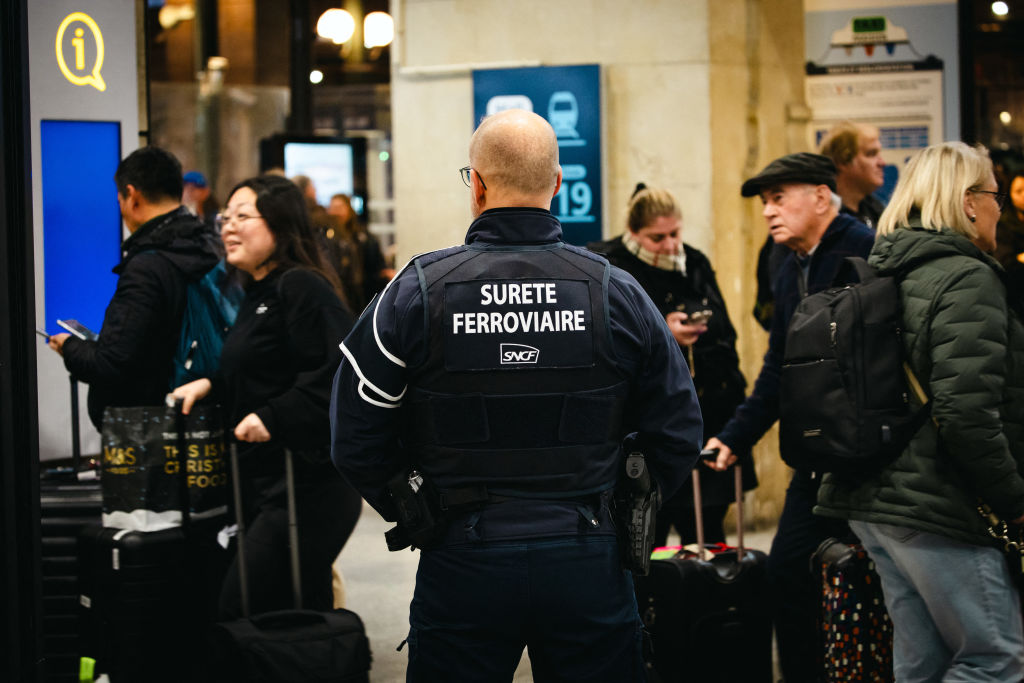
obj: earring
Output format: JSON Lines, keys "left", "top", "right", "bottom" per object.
{"left": 969, "top": 214, "right": 977, "bottom": 223}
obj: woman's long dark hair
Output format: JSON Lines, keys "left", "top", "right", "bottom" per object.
{"left": 226, "top": 175, "right": 347, "bottom": 305}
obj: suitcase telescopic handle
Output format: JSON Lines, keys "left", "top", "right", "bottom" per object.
{"left": 695, "top": 448, "right": 745, "bottom": 561}
{"left": 229, "top": 442, "right": 251, "bottom": 618}
{"left": 228, "top": 443, "right": 303, "bottom": 618}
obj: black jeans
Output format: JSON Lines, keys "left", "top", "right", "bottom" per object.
{"left": 767, "top": 469, "right": 848, "bottom": 683}
{"left": 218, "top": 464, "right": 362, "bottom": 618}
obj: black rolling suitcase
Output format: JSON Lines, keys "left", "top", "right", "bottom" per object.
{"left": 40, "top": 476, "right": 102, "bottom": 682}
{"left": 814, "top": 537, "right": 894, "bottom": 682}
{"left": 77, "top": 516, "right": 226, "bottom": 682}
{"left": 39, "top": 375, "right": 103, "bottom": 682}
{"left": 208, "top": 445, "right": 372, "bottom": 683}
{"left": 77, "top": 400, "right": 228, "bottom": 683}
{"left": 634, "top": 460, "right": 772, "bottom": 683}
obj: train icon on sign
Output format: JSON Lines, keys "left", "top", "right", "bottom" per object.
{"left": 548, "top": 92, "right": 579, "bottom": 138}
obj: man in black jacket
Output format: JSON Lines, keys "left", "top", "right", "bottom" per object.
{"left": 705, "top": 152, "right": 875, "bottom": 683}
{"left": 47, "top": 146, "right": 221, "bottom": 429}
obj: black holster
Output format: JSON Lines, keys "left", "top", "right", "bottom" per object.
{"left": 384, "top": 469, "right": 445, "bottom": 551}
{"left": 613, "top": 452, "right": 660, "bottom": 576}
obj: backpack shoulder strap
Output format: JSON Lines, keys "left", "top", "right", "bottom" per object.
{"left": 834, "top": 256, "right": 878, "bottom": 285}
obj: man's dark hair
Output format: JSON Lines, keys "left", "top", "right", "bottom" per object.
{"left": 114, "top": 146, "right": 184, "bottom": 202}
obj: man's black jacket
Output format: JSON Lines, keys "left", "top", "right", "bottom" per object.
{"left": 62, "top": 206, "right": 221, "bottom": 428}
{"left": 717, "top": 213, "right": 874, "bottom": 454}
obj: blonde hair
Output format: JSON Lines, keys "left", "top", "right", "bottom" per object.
{"left": 627, "top": 186, "right": 681, "bottom": 233}
{"left": 876, "top": 141, "right": 992, "bottom": 239}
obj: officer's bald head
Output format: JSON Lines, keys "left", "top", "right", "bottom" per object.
{"left": 469, "top": 109, "right": 560, "bottom": 202}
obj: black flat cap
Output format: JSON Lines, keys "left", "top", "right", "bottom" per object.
{"left": 740, "top": 152, "right": 837, "bottom": 197}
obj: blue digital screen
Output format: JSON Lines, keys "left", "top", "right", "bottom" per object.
{"left": 473, "top": 65, "right": 602, "bottom": 246}
{"left": 284, "top": 141, "right": 356, "bottom": 209}
{"left": 41, "top": 120, "right": 122, "bottom": 334}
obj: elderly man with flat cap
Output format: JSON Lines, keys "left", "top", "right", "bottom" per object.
{"left": 330, "top": 109, "right": 702, "bottom": 681}
{"left": 705, "top": 152, "right": 874, "bottom": 682}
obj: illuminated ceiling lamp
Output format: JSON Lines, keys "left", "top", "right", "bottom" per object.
{"left": 316, "top": 8, "right": 356, "bottom": 45}
{"left": 158, "top": 3, "right": 196, "bottom": 30}
{"left": 363, "top": 11, "right": 394, "bottom": 49}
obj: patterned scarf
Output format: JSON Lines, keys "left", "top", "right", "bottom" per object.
{"left": 622, "top": 230, "right": 686, "bottom": 274}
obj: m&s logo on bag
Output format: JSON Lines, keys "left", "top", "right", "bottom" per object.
{"left": 103, "top": 445, "right": 137, "bottom": 473}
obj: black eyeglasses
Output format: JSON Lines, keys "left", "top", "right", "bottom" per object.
{"left": 972, "top": 188, "right": 1008, "bottom": 212}
{"left": 459, "top": 166, "right": 487, "bottom": 190}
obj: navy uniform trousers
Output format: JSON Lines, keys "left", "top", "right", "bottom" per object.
{"left": 405, "top": 504, "right": 646, "bottom": 683}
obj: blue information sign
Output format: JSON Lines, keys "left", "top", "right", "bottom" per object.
{"left": 473, "top": 64, "right": 602, "bottom": 245}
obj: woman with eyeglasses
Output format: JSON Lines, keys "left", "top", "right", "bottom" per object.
{"left": 172, "top": 174, "right": 361, "bottom": 619}
{"left": 815, "top": 142, "right": 1024, "bottom": 681}
{"left": 589, "top": 183, "right": 754, "bottom": 547}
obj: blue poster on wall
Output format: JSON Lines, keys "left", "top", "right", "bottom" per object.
{"left": 41, "top": 119, "right": 122, "bottom": 334}
{"left": 473, "top": 64, "right": 601, "bottom": 246}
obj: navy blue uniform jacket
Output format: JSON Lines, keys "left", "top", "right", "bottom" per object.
{"left": 330, "top": 208, "right": 703, "bottom": 536}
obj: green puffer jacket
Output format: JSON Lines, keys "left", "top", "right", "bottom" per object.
{"left": 815, "top": 224, "right": 1024, "bottom": 546}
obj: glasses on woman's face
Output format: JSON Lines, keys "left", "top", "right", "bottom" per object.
{"left": 215, "top": 212, "right": 264, "bottom": 232}
{"left": 972, "top": 189, "right": 1009, "bottom": 212}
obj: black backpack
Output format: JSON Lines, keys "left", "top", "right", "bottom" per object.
{"left": 779, "top": 257, "right": 930, "bottom": 475}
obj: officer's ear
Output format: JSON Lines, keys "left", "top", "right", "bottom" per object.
{"left": 472, "top": 170, "right": 487, "bottom": 204}
{"left": 552, "top": 167, "right": 563, "bottom": 199}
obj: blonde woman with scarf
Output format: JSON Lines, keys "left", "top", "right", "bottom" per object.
{"left": 589, "top": 184, "right": 754, "bottom": 546}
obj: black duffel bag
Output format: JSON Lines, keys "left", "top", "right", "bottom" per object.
{"left": 209, "top": 445, "right": 371, "bottom": 682}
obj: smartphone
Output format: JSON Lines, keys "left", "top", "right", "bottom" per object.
{"left": 35, "top": 327, "right": 50, "bottom": 340}
{"left": 57, "top": 319, "right": 99, "bottom": 342}
{"left": 688, "top": 309, "right": 713, "bottom": 325}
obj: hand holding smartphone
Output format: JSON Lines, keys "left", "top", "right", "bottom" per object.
{"left": 57, "top": 319, "right": 98, "bottom": 342}
{"left": 687, "top": 309, "right": 713, "bottom": 326}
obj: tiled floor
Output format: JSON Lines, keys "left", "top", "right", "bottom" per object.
{"left": 335, "top": 502, "right": 779, "bottom": 682}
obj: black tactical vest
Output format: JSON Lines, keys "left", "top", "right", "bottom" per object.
{"left": 405, "top": 242, "right": 630, "bottom": 500}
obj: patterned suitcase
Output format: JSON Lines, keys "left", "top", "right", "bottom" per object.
{"left": 814, "top": 537, "right": 894, "bottom": 682}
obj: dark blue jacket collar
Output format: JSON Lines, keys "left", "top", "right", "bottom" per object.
{"left": 817, "top": 212, "right": 866, "bottom": 252}
{"left": 465, "top": 207, "right": 563, "bottom": 246}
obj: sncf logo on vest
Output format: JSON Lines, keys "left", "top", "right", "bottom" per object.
{"left": 500, "top": 343, "right": 540, "bottom": 365}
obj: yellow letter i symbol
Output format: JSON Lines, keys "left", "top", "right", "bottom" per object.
{"left": 73, "top": 28, "right": 85, "bottom": 70}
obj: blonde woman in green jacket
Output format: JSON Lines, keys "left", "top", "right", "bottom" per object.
{"left": 816, "top": 141, "right": 1024, "bottom": 682}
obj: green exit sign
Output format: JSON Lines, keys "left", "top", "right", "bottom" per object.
{"left": 853, "top": 17, "right": 886, "bottom": 33}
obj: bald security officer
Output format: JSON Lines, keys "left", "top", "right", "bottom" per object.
{"left": 330, "top": 109, "right": 702, "bottom": 682}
